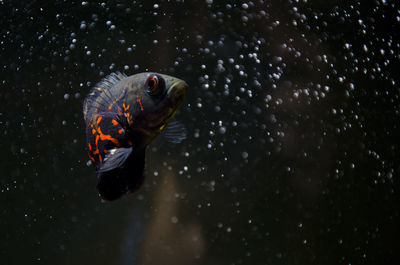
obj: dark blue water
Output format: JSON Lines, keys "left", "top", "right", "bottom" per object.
{"left": 1, "top": 1, "right": 399, "bottom": 264}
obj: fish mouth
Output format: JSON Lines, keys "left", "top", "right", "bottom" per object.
{"left": 153, "top": 80, "right": 187, "bottom": 129}
{"left": 168, "top": 80, "right": 188, "bottom": 106}
{"left": 142, "top": 79, "right": 188, "bottom": 131}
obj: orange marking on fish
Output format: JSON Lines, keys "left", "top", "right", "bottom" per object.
{"left": 137, "top": 98, "right": 144, "bottom": 111}
{"left": 99, "top": 155, "right": 103, "bottom": 163}
{"left": 108, "top": 105, "right": 112, "bottom": 111}
{"left": 112, "top": 119, "right": 118, "bottom": 126}
{"left": 118, "top": 129, "right": 123, "bottom": 134}
{"left": 96, "top": 116, "right": 102, "bottom": 124}
{"left": 95, "top": 135, "right": 100, "bottom": 148}
{"left": 122, "top": 104, "right": 130, "bottom": 111}
{"left": 104, "top": 149, "right": 108, "bottom": 153}
{"left": 88, "top": 143, "right": 92, "bottom": 150}
{"left": 97, "top": 127, "right": 121, "bottom": 147}
{"left": 92, "top": 128, "right": 96, "bottom": 135}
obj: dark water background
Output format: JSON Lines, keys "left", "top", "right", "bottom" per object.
{"left": 1, "top": 1, "right": 399, "bottom": 264}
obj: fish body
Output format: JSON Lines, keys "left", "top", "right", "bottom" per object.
{"left": 83, "top": 72, "right": 188, "bottom": 201}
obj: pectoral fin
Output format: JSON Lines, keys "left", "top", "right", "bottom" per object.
{"left": 99, "top": 147, "right": 133, "bottom": 173}
{"left": 162, "top": 120, "right": 187, "bottom": 144}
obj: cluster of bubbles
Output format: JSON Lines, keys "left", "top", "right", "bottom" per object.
{"left": 0, "top": 0, "right": 398, "bottom": 264}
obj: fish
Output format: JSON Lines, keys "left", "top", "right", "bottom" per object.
{"left": 83, "top": 72, "right": 188, "bottom": 201}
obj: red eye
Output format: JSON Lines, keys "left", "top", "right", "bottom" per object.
{"left": 147, "top": 76, "right": 158, "bottom": 91}
{"left": 145, "top": 74, "right": 165, "bottom": 96}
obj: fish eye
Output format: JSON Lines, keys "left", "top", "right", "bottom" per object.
{"left": 145, "top": 74, "right": 165, "bottom": 96}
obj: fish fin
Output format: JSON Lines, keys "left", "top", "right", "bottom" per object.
{"left": 162, "top": 120, "right": 187, "bottom": 144}
{"left": 83, "top": 72, "right": 127, "bottom": 124}
{"left": 99, "top": 147, "right": 133, "bottom": 172}
{"left": 96, "top": 148, "right": 146, "bottom": 201}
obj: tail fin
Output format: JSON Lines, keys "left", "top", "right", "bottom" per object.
{"left": 96, "top": 148, "right": 146, "bottom": 201}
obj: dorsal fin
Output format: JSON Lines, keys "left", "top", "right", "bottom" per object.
{"left": 96, "top": 72, "right": 127, "bottom": 91}
{"left": 83, "top": 72, "right": 128, "bottom": 124}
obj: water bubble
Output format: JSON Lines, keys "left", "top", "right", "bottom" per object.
{"left": 80, "top": 22, "right": 87, "bottom": 30}
{"left": 171, "top": 216, "right": 178, "bottom": 224}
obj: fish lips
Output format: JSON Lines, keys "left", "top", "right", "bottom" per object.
{"left": 138, "top": 79, "right": 188, "bottom": 131}
{"left": 167, "top": 79, "right": 188, "bottom": 107}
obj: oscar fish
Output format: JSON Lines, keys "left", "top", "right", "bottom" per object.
{"left": 83, "top": 72, "right": 188, "bottom": 201}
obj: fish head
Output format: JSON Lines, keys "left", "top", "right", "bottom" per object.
{"left": 130, "top": 72, "right": 188, "bottom": 132}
